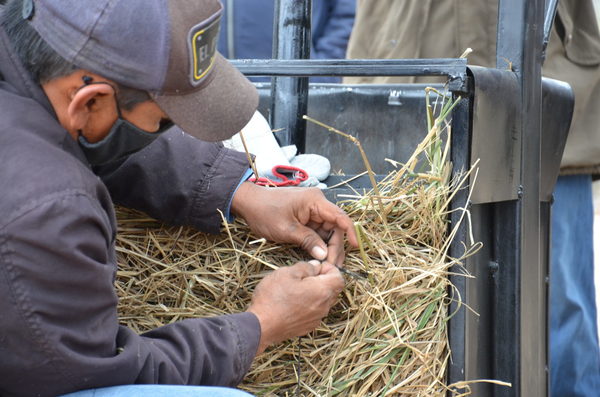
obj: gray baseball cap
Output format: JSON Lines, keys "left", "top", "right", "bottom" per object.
{"left": 28, "top": 0, "right": 258, "bottom": 142}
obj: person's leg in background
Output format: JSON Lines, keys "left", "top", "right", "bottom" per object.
{"left": 550, "top": 174, "right": 600, "bottom": 396}
{"left": 60, "top": 385, "right": 254, "bottom": 397}
{"left": 594, "top": 179, "right": 600, "bottom": 343}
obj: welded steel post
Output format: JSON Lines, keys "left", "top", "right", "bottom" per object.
{"left": 270, "top": 0, "right": 311, "bottom": 151}
{"left": 495, "top": 0, "right": 547, "bottom": 396}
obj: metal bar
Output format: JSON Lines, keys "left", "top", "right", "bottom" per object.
{"left": 230, "top": 58, "right": 468, "bottom": 78}
{"left": 495, "top": 1, "right": 525, "bottom": 394}
{"left": 540, "top": 201, "right": 552, "bottom": 395}
{"left": 497, "top": 0, "right": 546, "bottom": 396}
{"left": 225, "top": 0, "right": 235, "bottom": 58}
{"left": 270, "top": 0, "right": 311, "bottom": 151}
{"left": 542, "top": 0, "right": 559, "bottom": 61}
{"left": 448, "top": 97, "right": 471, "bottom": 393}
{"left": 516, "top": 0, "right": 546, "bottom": 393}
{"left": 492, "top": 201, "right": 520, "bottom": 397}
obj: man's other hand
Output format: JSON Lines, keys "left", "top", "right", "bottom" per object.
{"left": 247, "top": 261, "right": 344, "bottom": 354}
{"left": 231, "top": 182, "right": 359, "bottom": 267}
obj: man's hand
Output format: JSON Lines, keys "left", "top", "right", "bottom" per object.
{"left": 231, "top": 182, "right": 358, "bottom": 267}
{"left": 247, "top": 261, "right": 344, "bottom": 354}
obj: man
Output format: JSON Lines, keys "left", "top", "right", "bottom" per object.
{"left": 0, "top": 0, "right": 358, "bottom": 396}
{"left": 345, "top": 1, "right": 600, "bottom": 395}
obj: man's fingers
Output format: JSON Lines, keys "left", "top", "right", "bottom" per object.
{"left": 316, "top": 264, "right": 345, "bottom": 293}
{"left": 293, "top": 261, "right": 344, "bottom": 294}
{"left": 291, "top": 226, "right": 329, "bottom": 261}
{"left": 332, "top": 213, "right": 358, "bottom": 248}
{"left": 311, "top": 202, "right": 359, "bottom": 248}
{"left": 318, "top": 262, "right": 339, "bottom": 275}
{"left": 324, "top": 228, "right": 346, "bottom": 268}
{"left": 287, "top": 261, "right": 321, "bottom": 279}
{"left": 305, "top": 221, "right": 339, "bottom": 244}
{"left": 317, "top": 227, "right": 333, "bottom": 242}
{"left": 305, "top": 220, "right": 320, "bottom": 231}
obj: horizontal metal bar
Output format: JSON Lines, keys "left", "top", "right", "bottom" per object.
{"left": 229, "top": 58, "right": 468, "bottom": 78}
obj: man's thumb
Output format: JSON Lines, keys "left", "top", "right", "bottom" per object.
{"left": 296, "top": 227, "right": 328, "bottom": 261}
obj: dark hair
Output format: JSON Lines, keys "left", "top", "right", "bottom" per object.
{"left": 1, "top": 0, "right": 150, "bottom": 110}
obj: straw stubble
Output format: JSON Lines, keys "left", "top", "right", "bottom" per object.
{"left": 115, "top": 91, "right": 481, "bottom": 396}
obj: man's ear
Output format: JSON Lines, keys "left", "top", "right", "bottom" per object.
{"left": 66, "top": 83, "right": 115, "bottom": 131}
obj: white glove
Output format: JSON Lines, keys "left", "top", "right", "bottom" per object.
{"left": 291, "top": 154, "right": 331, "bottom": 182}
{"left": 223, "top": 111, "right": 290, "bottom": 179}
{"left": 224, "top": 111, "right": 332, "bottom": 184}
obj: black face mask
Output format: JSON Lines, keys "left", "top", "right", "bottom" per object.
{"left": 78, "top": 117, "right": 172, "bottom": 167}
{"left": 76, "top": 76, "right": 173, "bottom": 167}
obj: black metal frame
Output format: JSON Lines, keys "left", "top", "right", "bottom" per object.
{"left": 229, "top": 0, "right": 569, "bottom": 395}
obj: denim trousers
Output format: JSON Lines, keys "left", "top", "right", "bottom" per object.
{"left": 550, "top": 175, "right": 600, "bottom": 396}
{"left": 60, "top": 385, "right": 253, "bottom": 397}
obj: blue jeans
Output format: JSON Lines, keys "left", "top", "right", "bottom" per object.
{"left": 550, "top": 175, "right": 600, "bottom": 396}
{"left": 60, "top": 385, "right": 253, "bottom": 397}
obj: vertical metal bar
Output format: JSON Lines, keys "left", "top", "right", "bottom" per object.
{"left": 540, "top": 201, "right": 552, "bottom": 395}
{"left": 542, "top": 0, "right": 559, "bottom": 61}
{"left": 448, "top": 97, "right": 471, "bottom": 393}
{"left": 492, "top": 200, "right": 520, "bottom": 397}
{"left": 270, "top": 0, "right": 311, "bottom": 151}
{"left": 225, "top": 0, "right": 235, "bottom": 59}
{"left": 497, "top": 0, "right": 546, "bottom": 396}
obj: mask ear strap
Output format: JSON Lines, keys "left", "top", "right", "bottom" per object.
{"left": 80, "top": 75, "right": 123, "bottom": 118}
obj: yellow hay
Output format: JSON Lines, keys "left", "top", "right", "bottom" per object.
{"left": 115, "top": 90, "right": 487, "bottom": 396}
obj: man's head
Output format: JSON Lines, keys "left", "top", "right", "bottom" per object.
{"left": 1, "top": 0, "right": 257, "bottom": 143}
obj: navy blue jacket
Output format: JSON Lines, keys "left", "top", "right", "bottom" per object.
{"left": 218, "top": 0, "right": 356, "bottom": 82}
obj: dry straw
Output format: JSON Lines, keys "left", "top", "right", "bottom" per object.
{"left": 115, "top": 88, "right": 491, "bottom": 396}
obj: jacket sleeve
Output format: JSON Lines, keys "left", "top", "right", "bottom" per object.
{"left": 96, "top": 127, "right": 251, "bottom": 234}
{"left": 0, "top": 191, "right": 260, "bottom": 397}
{"left": 310, "top": 0, "right": 356, "bottom": 83}
{"left": 312, "top": 0, "right": 356, "bottom": 61}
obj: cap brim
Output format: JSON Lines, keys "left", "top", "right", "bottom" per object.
{"left": 153, "top": 53, "right": 258, "bottom": 142}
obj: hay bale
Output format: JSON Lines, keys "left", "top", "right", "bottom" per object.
{"left": 115, "top": 92, "right": 481, "bottom": 396}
